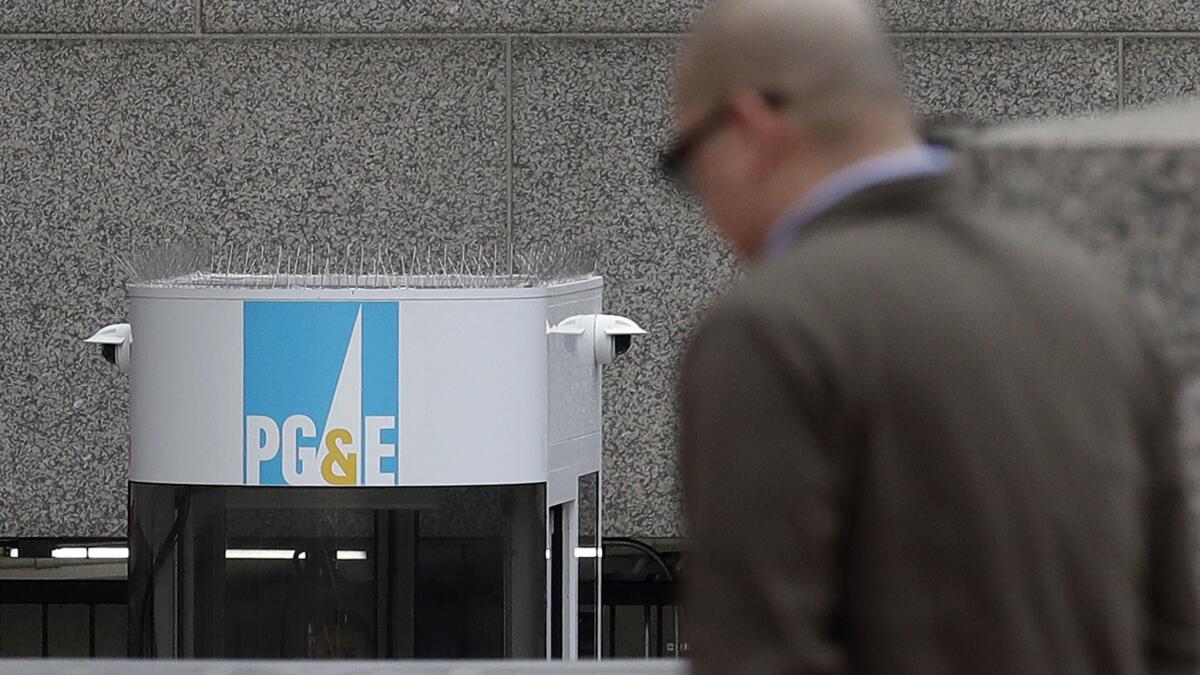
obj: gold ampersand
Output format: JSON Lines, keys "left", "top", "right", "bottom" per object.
{"left": 321, "top": 428, "right": 357, "bottom": 486}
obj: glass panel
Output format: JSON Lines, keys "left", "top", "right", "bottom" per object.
{"left": 94, "top": 604, "right": 127, "bottom": 657}
{"left": 221, "top": 493, "right": 377, "bottom": 659}
{"left": 549, "top": 504, "right": 563, "bottom": 659}
{"left": 47, "top": 604, "right": 89, "bottom": 657}
{"left": 128, "top": 482, "right": 546, "bottom": 659}
{"left": 0, "top": 604, "right": 42, "bottom": 656}
{"left": 577, "top": 471, "right": 600, "bottom": 658}
{"left": 613, "top": 604, "right": 647, "bottom": 657}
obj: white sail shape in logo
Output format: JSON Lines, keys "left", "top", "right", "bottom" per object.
{"left": 317, "top": 307, "right": 363, "bottom": 486}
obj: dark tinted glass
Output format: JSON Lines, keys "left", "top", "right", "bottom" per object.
{"left": 129, "top": 483, "right": 546, "bottom": 659}
{"left": 577, "top": 472, "right": 601, "bottom": 659}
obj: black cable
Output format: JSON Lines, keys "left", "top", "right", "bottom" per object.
{"left": 137, "top": 487, "right": 193, "bottom": 657}
{"left": 601, "top": 537, "right": 675, "bottom": 582}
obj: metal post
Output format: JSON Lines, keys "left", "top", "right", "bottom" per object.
{"left": 655, "top": 605, "right": 664, "bottom": 657}
{"left": 642, "top": 605, "right": 651, "bottom": 658}
{"left": 606, "top": 604, "right": 616, "bottom": 658}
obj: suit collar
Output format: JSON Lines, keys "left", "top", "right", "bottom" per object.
{"left": 806, "top": 171, "right": 956, "bottom": 227}
{"left": 759, "top": 146, "right": 955, "bottom": 258}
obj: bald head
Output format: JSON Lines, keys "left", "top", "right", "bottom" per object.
{"left": 675, "top": 0, "right": 911, "bottom": 138}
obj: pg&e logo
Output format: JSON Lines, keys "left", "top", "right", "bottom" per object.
{"left": 243, "top": 302, "right": 400, "bottom": 486}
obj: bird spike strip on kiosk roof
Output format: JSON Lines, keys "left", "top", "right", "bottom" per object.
{"left": 90, "top": 238, "right": 645, "bottom": 660}
{"left": 116, "top": 238, "right": 600, "bottom": 290}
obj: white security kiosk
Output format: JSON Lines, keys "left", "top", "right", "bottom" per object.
{"left": 89, "top": 250, "right": 643, "bottom": 660}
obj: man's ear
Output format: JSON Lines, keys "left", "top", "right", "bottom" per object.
{"left": 727, "top": 90, "right": 791, "bottom": 179}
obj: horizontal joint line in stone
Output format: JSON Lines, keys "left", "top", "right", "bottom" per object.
{"left": 0, "top": 29, "right": 1196, "bottom": 42}
{"left": 888, "top": 30, "right": 1200, "bottom": 39}
{"left": 0, "top": 31, "right": 689, "bottom": 41}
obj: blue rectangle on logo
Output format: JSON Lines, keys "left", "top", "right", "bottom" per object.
{"left": 243, "top": 301, "right": 400, "bottom": 487}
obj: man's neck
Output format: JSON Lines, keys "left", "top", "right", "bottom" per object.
{"left": 761, "top": 135, "right": 922, "bottom": 235}
{"left": 751, "top": 140, "right": 952, "bottom": 258}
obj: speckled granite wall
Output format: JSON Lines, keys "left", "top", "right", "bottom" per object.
{"left": 1, "top": 1, "right": 1198, "bottom": 539}
{"left": 0, "top": 3, "right": 192, "bottom": 32}
{"left": 960, "top": 103, "right": 1200, "bottom": 447}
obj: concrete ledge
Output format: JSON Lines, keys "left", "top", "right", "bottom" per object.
{"left": 0, "top": 660, "right": 689, "bottom": 674}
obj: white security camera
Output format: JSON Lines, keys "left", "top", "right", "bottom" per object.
{"left": 592, "top": 314, "right": 647, "bottom": 365}
{"left": 548, "top": 314, "right": 647, "bottom": 366}
{"left": 85, "top": 323, "right": 132, "bottom": 373}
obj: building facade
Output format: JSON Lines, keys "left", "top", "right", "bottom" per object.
{"left": 2, "top": 0, "right": 1199, "bottom": 543}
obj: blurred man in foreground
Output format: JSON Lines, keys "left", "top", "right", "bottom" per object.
{"left": 672, "top": 1, "right": 1200, "bottom": 673}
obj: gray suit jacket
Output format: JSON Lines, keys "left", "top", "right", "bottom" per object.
{"left": 680, "top": 173, "right": 1200, "bottom": 674}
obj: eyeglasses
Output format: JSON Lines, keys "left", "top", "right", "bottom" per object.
{"left": 659, "top": 91, "right": 786, "bottom": 184}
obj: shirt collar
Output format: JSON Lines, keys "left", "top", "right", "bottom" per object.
{"left": 759, "top": 144, "right": 954, "bottom": 258}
